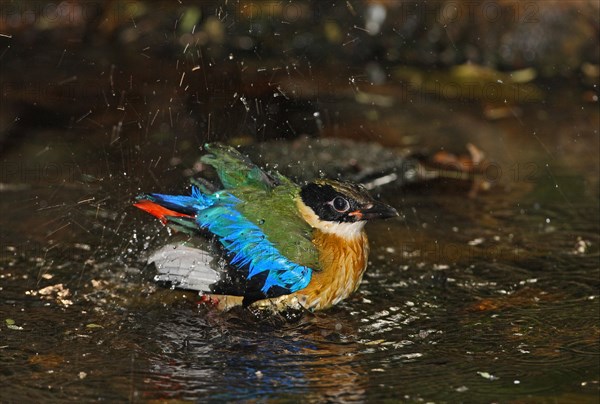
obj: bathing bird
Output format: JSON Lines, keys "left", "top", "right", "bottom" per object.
{"left": 134, "top": 143, "right": 397, "bottom": 311}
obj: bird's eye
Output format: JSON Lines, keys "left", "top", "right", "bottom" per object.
{"left": 331, "top": 196, "right": 350, "bottom": 212}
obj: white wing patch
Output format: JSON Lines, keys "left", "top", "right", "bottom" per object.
{"left": 149, "top": 243, "right": 219, "bottom": 291}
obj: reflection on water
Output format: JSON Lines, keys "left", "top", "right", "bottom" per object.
{"left": 143, "top": 311, "right": 368, "bottom": 401}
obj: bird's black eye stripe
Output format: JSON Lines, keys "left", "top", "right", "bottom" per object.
{"left": 300, "top": 181, "right": 367, "bottom": 223}
{"left": 332, "top": 196, "right": 350, "bottom": 212}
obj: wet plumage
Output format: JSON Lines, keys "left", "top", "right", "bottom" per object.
{"left": 134, "top": 143, "right": 397, "bottom": 311}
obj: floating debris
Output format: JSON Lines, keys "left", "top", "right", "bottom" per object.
{"left": 36, "top": 283, "right": 73, "bottom": 307}
{"left": 5, "top": 318, "right": 24, "bottom": 330}
{"left": 477, "top": 371, "right": 499, "bottom": 381}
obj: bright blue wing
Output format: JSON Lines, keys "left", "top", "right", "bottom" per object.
{"left": 143, "top": 187, "right": 313, "bottom": 297}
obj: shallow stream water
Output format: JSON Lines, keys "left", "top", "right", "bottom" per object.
{"left": 1, "top": 1, "right": 599, "bottom": 401}
{"left": 1, "top": 88, "right": 598, "bottom": 402}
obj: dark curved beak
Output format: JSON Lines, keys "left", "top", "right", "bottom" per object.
{"left": 350, "top": 201, "right": 399, "bottom": 221}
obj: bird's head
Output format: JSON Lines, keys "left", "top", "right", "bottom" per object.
{"left": 297, "top": 179, "right": 398, "bottom": 239}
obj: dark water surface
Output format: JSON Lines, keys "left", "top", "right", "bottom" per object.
{"left": 0, "top": 1, "right": 599, "bottom": 399}
{"left": 1, "top": 88, "right": 598, "bottom": 402}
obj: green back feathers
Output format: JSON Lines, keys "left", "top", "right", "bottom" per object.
{"left": 201, "top": 143, "right": 319, "bottom": 269}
